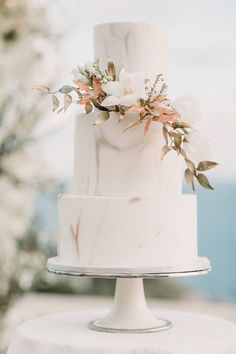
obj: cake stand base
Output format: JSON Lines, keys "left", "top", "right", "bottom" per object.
{"left": 88, "top": 278, "right": 172, "bottom": 333}
{"left": 47, "top": 256, "right": 211, "bottom": 333}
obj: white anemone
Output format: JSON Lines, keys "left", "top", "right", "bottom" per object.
{"left": 184, "top": 131, "right": 212, "bottom": 164}
{"left": 101, "top": 68, "right": 146, "bottom": 106}
{"left": 173, "top": 96, "right": 201, "bottom": 125}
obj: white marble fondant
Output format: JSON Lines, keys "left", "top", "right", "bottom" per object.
{"left": 94, "top": 22, "right": 167, "bottom": 78}
{"left": 74, "top": 112, "right": 182, "bottom": 196}
{"left": 57, "top": 22, "right": 198, "bottom": 270}
{"left": 58, "top": 194, "right": 198, "bottom": 268}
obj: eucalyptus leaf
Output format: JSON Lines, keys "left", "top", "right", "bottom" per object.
{"left": 185, "top": 159, "right": 196, "bottom": 175}
{"left": 64, "top": 94, "right": 72, "bottom": 111}
{"left": 197, "top": 161, "right": 218, "bottom": 171}
{"left": 185, "top": 168, "right": 195, "bottom": 191}
{"left": 33, "top": 85, "right": 50, "bottom": 94}
{"left": 94, "top": 111, "right": 110, "bottom": 125}
{"left": 161, "top": 145, "right": 171, "bottom": 160}
{"left": 52, "top": 94, "right": 59, "bottom": 112}
{"left": 59, "top": 85, "right": 74, "bottom": 94}
{"left": 197, "top": 173, "right": 214, "bottom": 190}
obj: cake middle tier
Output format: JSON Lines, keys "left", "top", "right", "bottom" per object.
{"left": 58, "top": 194, "right": 198, "bottom": 268}
{"left": 74, "top": 112, "right": 182, "bottom": 196}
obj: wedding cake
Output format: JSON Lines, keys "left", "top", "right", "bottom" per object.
{"left": 56, "top": 22, "right": 201, "bottom": 269}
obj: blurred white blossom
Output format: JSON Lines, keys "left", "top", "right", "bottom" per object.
{"left": 173, "top": 96, "right": 201, "bottom": 125}
{"left": 0, "top": 0, "right": 59, "bottom": 334}
{"left": 184, "top": 131, "right": 212, "bottom": 164}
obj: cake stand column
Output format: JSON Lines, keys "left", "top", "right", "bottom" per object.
{"left": 89, "top": 278, "right": 172, "bottom": 333}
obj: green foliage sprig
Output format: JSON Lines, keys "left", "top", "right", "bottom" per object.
{"left": 33, "top": 60, "right": 218, "bottom": 191}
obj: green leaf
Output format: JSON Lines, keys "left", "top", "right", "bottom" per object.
{"left": 197, "top": 161, "right": 218, "bottom": 171}
{"left": 185, "top": 168, "right": 195, "bottom": 191}
{"left": 52, "top": 94, "right": 59, "bottom": 112}
{"left": 196, "top": 173, "right": 214, "bottom": 190}
{"left": 161, "top": 145, "right": 171, "bottom": 160}
{"left": 162, "top": 126, "right": 169, "bottom": 145}
{"left": 33, "top": 85, "right": 50, "bottom": 94}
{"left": 94, "top": 111, "right": 110, "bottom": 125}
{"left": 64, "top": 94, "right": 72, "bottom": 111}
{"left": 185, "top": 159, "right": 196, "bottom": 175}
{"left": 59, "top": 85, "right": 74, "bottom": 94}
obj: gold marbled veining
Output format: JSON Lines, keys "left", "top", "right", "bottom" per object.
{"left": 70, "top": 218, "right": 80, "bottom": 257}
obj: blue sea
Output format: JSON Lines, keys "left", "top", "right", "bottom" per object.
{"left": 35, "top": 180, "right": 236, "bottom": 301}
{"left": 180, "top": 181, "right": 236, "bottom": 301}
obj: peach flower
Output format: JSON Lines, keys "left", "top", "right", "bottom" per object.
{"left": 129, "top": 103, "right": 146, "bottom": 114}
{"left": 79, "top": 93, "right": 93, "bottom": 105}
{"left": 73, "top": 80, "right": 89, "bottom": 90}
{"left": 92, "top": 78, "right": 103, "bottom": 97}
{"left": 151, "top": 104, "right": 180, "bottom": 123}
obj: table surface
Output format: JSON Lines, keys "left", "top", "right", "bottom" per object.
{"left": 7, "top": 309, "right": 236, "bottom": 354}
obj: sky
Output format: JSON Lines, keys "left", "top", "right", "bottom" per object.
{"left": 39, "top": 0, "right": 236, "bottom": 182}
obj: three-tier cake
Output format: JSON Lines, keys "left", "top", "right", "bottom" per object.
{"left": 57, "top": 22, "right": 198, "bottom": 268}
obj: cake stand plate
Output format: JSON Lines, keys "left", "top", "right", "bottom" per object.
{"left": 47, "top": 257, "right": 211, "bottom": 334}
{"left": 47, "top": 256, "right": 211, "bottom": 278}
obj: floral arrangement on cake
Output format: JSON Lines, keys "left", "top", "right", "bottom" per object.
{"left": 34, "top": 59, "right": 218, "bottom": 191}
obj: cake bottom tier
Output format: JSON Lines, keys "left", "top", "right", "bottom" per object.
{"left": 58, "top": 194, "right": 198, "bottom": 268}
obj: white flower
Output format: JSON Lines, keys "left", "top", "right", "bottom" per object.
{"left": 85, "top": 61, "right": 97, "bottom": 74}
{"left": 72, "top": 69, "right": 88, "bottom": 83}
{"left": 173, "top": 96, "right": 201, "bottom": 125}
{"left": 72, "top": 61, "right": 97, "bottom": 83}
{"left": 184, "top": 131, "right": 212, "bottom": 164}
{"left": 101, "top": 68, "right": 147, "bottom": 106}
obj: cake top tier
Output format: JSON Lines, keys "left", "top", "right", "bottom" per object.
{"left": 94, "top": 22, "right": 166, "bottom": 78}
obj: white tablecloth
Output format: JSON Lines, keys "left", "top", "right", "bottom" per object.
{"left": 7, "top": 309, "right": 236, "bottom": 354}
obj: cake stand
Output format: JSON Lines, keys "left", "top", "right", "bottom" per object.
{"left": 47, "top": 256, "right": 211, "bottom": 333}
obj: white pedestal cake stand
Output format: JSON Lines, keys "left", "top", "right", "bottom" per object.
{"left": 47, "top": 256, "right": 211, "bottom": 334}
